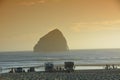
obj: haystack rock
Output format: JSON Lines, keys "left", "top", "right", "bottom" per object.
{"left": 34, "top": 29, "right": 69, "bottom": 52}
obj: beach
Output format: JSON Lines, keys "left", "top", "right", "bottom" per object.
{"left": 1, "top": 69, "right": 120, "bottom": 80}
{"left": 1, "top": 50, "right": 120, "bottom": 80}
{"left": 1, "top": 50, "right": 120, "bottom": 71}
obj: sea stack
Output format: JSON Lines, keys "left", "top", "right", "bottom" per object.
{"left": 34, "top": 29, "right": 69, "bottom": 52}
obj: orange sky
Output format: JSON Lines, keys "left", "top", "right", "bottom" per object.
{"left": 1, "top": 0, "right": 120, "bottom": 51}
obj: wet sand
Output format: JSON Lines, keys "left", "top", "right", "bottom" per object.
{"left": 1, "top": 69, "right": 120, "bottom": 80}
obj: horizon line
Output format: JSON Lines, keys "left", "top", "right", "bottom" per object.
{"left": 1, "top": 48, "right": 120, "bottom": 53}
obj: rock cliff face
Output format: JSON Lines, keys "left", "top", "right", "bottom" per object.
{"left": 34, "top": 29, "right": 69, "bottom": 52}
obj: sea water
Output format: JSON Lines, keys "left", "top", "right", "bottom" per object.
{"left": 0, "top": 49, "right": 120, "bottom": 73}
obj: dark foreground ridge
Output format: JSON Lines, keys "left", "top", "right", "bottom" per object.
{"left": 1, "top": 69, "right": 120, "bottom": 80}
{"left": 34, "top": 29, "right": 69, "bottom": 52}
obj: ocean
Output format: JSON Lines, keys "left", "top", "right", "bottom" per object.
{"left": 0, "top": 49, "right": 120, "bottom": 73}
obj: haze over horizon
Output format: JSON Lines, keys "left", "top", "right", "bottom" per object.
{"left": 1, "top": 0, "right": 120, "bottom": 51}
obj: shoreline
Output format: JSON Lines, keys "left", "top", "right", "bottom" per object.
{"left": 0, "top": 64, "right": 120, "bottom": 74}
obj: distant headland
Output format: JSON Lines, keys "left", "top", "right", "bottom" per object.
{"left": 33, "top": 29, "right": 69, "bottom": 52}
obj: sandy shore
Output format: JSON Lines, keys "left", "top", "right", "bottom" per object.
{"left": 1, "top": 69, "right": 120, "bottom": 80}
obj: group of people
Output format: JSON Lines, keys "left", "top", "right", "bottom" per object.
{"left": 45, "top": 62, "right": 75, "bottom": 73}
{"left": 105, "top": 64, "right": 118, "bottom": 70}
{"left": 54, "top": 66, "right": 65, "bottom": 71}
{"left": 9, "top": 67, "right": 35, "bottom": 73}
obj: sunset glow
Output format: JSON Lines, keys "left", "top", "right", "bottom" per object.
{"left": 1, "top": 0, "right": 120, "bottom": 51}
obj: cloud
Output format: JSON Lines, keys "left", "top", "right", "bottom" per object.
{"left": 19, "top": 0, "right": 62, "bottom": 6}
{"left": 71, "top": 20, "right": 120, "bottom": 32}
{"left": 76, "top": 20, "right": 120, "bottom": 25}
{"left": 19, "top": 0, "right": 46, "bottom": 6}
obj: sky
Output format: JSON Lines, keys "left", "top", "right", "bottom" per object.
{"left": 1, "top": 0, "right": 120, "bottom": 51}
